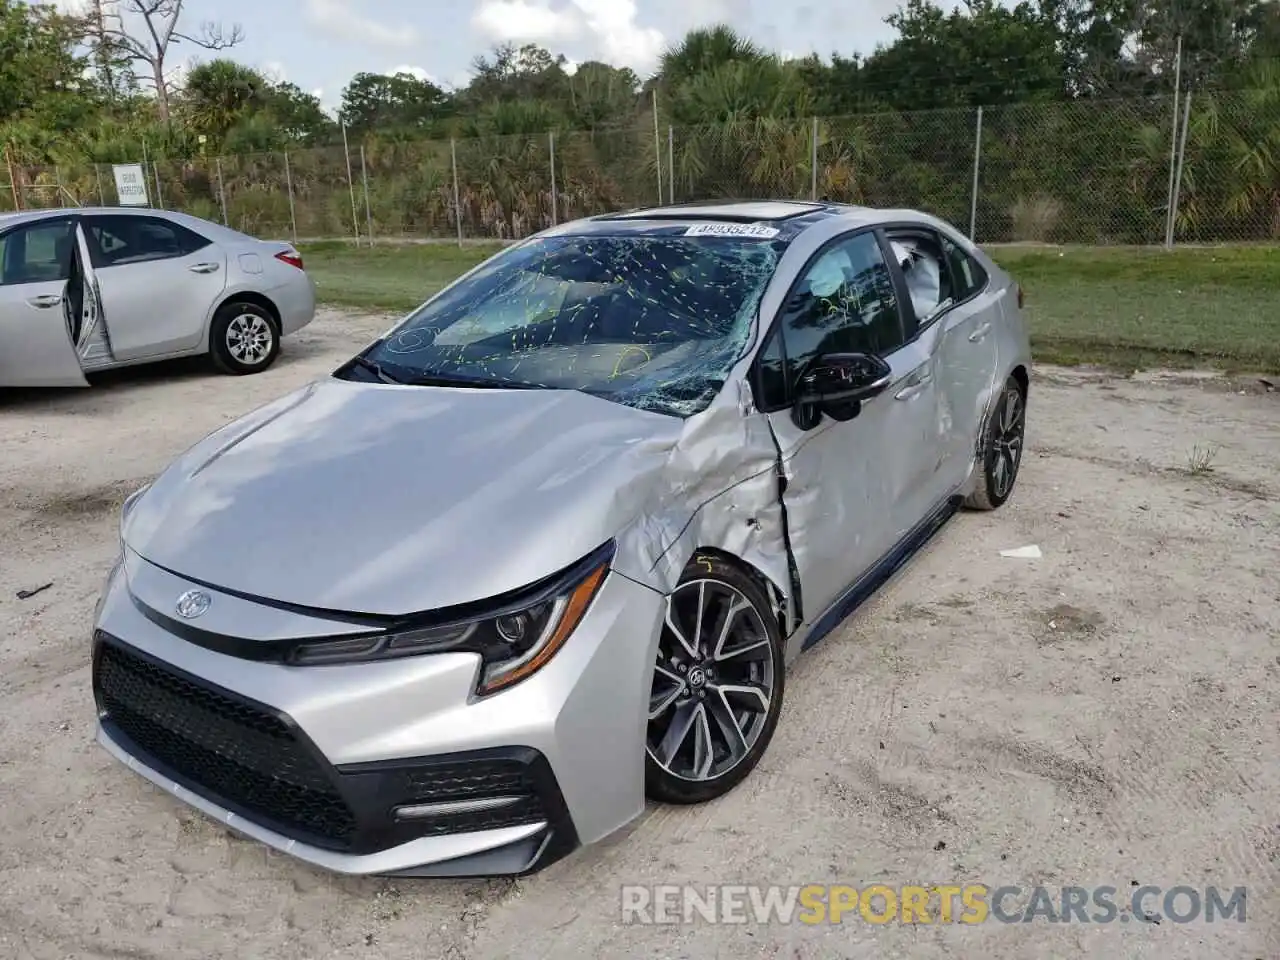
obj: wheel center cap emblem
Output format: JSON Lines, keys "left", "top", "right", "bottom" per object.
{"left": 175, "top": 589, "right": 211, "bottom": 619}
{"left": 686, "top": 666, "right": 706, "bottom": 689}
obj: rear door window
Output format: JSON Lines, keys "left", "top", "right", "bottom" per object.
{"left": 85, "top": 215, "right": 212, "bottom": 267}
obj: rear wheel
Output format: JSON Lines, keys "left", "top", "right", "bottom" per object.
{"left": 965, "top": 374, "right": 1026, "bottom": 511}
{"left": 210, "top": 300, "right": 280, "bottom": 375}
{"left": 645, "top": 555, "right": 785, "bottom": 805}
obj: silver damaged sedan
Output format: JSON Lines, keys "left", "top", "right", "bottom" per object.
{"left": 92, "top": 200, "right": 1031, "bottom": 878}
{"left": 0, "top": 207, "right": 315, "bottom": 386}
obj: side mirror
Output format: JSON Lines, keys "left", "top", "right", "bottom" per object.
{"left": 792, "top": 352, "right": 893, "bottom": 429}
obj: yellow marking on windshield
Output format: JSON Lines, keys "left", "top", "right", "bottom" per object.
{"left": 611, "top": 345, "right": 651, "bottom": 379}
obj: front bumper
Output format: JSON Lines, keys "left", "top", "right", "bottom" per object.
{"left": 91, "top": 551, "right": 665, "bottom": 877}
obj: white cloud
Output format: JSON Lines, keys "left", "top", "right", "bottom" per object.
{"left": 570, "top": 0, "right": 664, "bottom": 72}
{"left": 471, "top": 0, "right": 582, "bottom": 44}
{"left": 470, "top": 0, "right": 665, "bottom": 74}
{"left": 262, "top": 60, "right": 288, "bottom": 82}
{"left": 387, "top": 64, "right": 440, "bottom": 84}
{"left": 305, "top": 0, "right": 419, "bottom": 50}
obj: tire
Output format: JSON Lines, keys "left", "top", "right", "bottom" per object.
{"left": 645, "top": 554, "right": 786, "bottom": 805}
{"left": 965, "top": 373, "right": 1027, "bottom": 511}
{"left": 209, "top": 300, "right": 280, "bottom": 375}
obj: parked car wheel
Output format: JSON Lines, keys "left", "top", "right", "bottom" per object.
{"left": 645, "top": 554, "right": 785, "bottom": 805}
{"left": 210, "top": 300, "right": 280, "bottom": 375}
{"left": 965, "top": 374, "right": 1027, "bottom": 511}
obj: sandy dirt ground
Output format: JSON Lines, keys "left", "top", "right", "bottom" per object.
{"left": 1, "top": 308, "right": 1277, "bottom": 960}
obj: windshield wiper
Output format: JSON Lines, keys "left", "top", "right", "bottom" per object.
{"left": 345, "top": 355, "right": 404, "bottom": 384}
{"left": 406, "top": 371, "right": 550, "bottom": 390}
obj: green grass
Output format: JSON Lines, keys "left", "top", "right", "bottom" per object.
{"left": 299, "top": 240, "right": 1280, "bottom": 373}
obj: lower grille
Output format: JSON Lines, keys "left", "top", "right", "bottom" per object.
{"left": 382, "top": 757, "right": 551, "bottom": 836}
{"left": 93, "top": 634, "right": 357, "bottom": 848}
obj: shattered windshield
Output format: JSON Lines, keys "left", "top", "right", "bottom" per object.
{"left": 360, "top": 232, "right": 784, "bottom": 417}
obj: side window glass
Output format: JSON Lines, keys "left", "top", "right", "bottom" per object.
{"left": 754, "top": 325, "right": 787, "bottom": 409}
{"left": 87, "top": 216, "right": 194, "bottom": 266}
{"left": 887, "top": 232, "right": 951, "bottom": 324}
{"left": 0, "top": 219, "right": 75, "bottom": 286}
{"left": 941, "top": 236, "right": 988, "bottom": 299}
{"left": 170, "top": 222, "right": 212, "bottom": 256}
{"left": 777, "top": 232, "right": 904, "bottom": 396}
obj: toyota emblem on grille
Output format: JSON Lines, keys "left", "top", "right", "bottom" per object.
{"left": 174, "top": 589, "right": 211, "bottom": 619}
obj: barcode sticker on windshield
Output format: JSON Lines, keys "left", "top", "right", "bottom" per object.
{"left": 684, "top": 222, "right": 780, "bottom": 239}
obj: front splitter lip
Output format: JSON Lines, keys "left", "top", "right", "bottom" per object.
{"left": 96, "top": 722, "right": 550, "bottom": 877}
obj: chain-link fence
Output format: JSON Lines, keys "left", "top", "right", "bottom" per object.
{"left": 3, "top": 90, "right": 1278, "bottom": 246}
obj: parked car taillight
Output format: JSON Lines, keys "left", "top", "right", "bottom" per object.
{"left": 275, "top": 251, "right": 305, "bottom": 270}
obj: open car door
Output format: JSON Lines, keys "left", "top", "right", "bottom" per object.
{"left": 0, "top": 215, "right": 90, "bottom": 388}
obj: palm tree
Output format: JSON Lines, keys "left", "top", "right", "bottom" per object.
{"left": 658, "top": 26, "right": 764, "bottom": 91}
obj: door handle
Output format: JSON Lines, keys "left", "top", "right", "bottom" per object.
{"left": 189, "top": 262, "right": 220, "bottom": 273}
{"left": 894, "top": 372, "right": 933, "bottom": 401}
{"left": 968, "top": 322, "right": 992, "bottom": 342}
{"left": 27, "top": 294, "right": 63, "bottom": 308}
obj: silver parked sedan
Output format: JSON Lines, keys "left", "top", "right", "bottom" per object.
{"left": 0, "top": 207, "right": 315, "bottom": 387}
{"left": 92, "top": 200, "right": 1031, "bottom": 878}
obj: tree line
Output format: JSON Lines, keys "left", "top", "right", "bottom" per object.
{"left": 3, "top": 0, "right": 1279, "bottom": 243}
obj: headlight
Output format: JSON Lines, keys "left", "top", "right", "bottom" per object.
{"left": 288, "top": 541, "right": 614, "bottom": 696}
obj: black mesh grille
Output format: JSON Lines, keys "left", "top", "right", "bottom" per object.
{"left": 94, "top": 637, "right": 357, "bottom": 848}
{"left": 387, "top": 759, "right": 549, "bottom": 836}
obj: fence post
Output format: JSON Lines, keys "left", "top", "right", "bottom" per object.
{"left": 283, "top": 151, "right": 298, "bottom": 243}
{"left": 1164, "top": 34, "right": 1184, "bottom": 249}
{"left": 359, "top": 144, "right": 374, "bottom": 246}
{"left": 652, "top": 89, "right": 662, "bottom": 204}
{"left": 1169, "top": 93, "right": 1193, "bottom": 247}
{"left": 811, "top": 117, "right": 819, "bottom": 201}
{"left": 969, "top": 106, "right": 984, "bottom": 240}
{"left": 153, "top": 159, "right": 164, "bottom": 209}
{"left": 450, "top": 138, "right": 463, "bottom": 248}
{"left": 95, "top": 164, "right": 105, "bottom": 205}
{"left": 340, "top": 122, "right": 360, "bottom": 244}
{"left": 215, "top": 157, "right": 228, "bottom": 225}
{"left": 549, "top": 131, "right": 558, "bottom": 226}
{"left": 4, "top": 144, "right": 19, "bottom": 210}
{"left": 668, "top": 125, "right": 674, "bottom": 203}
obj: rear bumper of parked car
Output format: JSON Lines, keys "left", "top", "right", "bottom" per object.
{"left": 272, "top": 273, "right": 316, "bottom": 336}
{"left": 91, "top": 552, "right": 666, "bottom": 877}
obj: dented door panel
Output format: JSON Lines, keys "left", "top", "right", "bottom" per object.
{"left": 763, "top": 385, "right": 900, "bottom": 631}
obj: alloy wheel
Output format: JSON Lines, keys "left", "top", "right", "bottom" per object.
{"left": 225, "top": 313, "right": 274, "bottom": 366}
{"left": 647, "top": 578, "right": 776, "bottom": 783}
{"left": 989, "top": 385, "right": 1025, "bottom": 500}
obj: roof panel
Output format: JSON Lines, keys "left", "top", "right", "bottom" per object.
{"left": 609, "top": 200, "right": 825, "bottom": 222}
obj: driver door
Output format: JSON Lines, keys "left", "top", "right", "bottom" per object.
{"left": 754, "top": 229, "right": 918, "bottom": 630}
{"left": 0, "top": 216, "right": 89, "bottom": 387}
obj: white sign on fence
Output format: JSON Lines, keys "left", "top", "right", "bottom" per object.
{"left": 112, "top": 163, "right": 149, "bottom": 206}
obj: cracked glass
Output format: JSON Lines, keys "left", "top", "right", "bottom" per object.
{"left": 361, "top": 233, "right": 785, "bottom": 417}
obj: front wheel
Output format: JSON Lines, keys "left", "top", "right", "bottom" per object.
{"left": 210, "top": 301, "right": 280, "bottom": 375}
{"left": 645, "top": 555, "right": 785, "bottom": 805}
{"left": 965, "top": 373, "right": 1026, "bottom": 511}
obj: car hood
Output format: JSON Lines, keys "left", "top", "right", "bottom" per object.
{"left": 123, "top": 378, "right": 684, "bottom": 615}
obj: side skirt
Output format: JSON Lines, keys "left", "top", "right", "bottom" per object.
{"left": 799, "top": 494, "right": 962, "bottom": 654}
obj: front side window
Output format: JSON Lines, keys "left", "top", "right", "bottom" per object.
{"left": 361, "top": 233, "right": 784, "bottom": 417}
{"left": 0, "top": 219, "right": 75, "bottom": 286}
{"left": 757, "top": 231, "right": 904, "bottom": 407}
{"left": 85, "top": 215, "right": 210, "bottom": 266}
